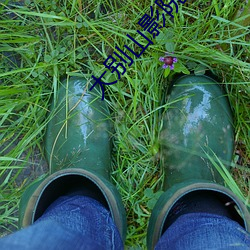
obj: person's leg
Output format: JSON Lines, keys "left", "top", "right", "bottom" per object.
{"left": 0, "top": 195, "right": 123, "bottom": 250}
{"left": 147, "top": 75, "right": 250, "bottom": 249}
{"left": 17, "top": 77, "right": 126, "bottom": 249}
{"left": 155, "top": 213, "right": 250, "bottom": 250}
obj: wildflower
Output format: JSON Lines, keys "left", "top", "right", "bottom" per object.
{"left": 159, "top": 53, "right": 177, "bottom": 70}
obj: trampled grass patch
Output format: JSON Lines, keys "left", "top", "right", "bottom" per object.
{"left": 0, "top": 0, "right": 249, "bottom": 248}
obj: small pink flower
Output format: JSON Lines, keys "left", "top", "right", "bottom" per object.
{"left": 159, "top": 53, "right": 177, "bottom": 70}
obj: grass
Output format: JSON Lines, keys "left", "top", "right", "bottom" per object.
{"left": 0, "top": 0, "right": 249, "bottom": 248}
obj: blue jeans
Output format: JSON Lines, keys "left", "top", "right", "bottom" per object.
{"left": 0, "top": 196, "right": 249, "bottom": 249}
{"left": 0, "top": 196, "right": 123, "bottom": 250}
{"left": 156, "top": 213, "right": 250, "bottom": 250}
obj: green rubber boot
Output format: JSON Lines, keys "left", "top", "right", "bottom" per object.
{"left": 19, "top": 77, "right": 127, "bottom": 242}
{"left": 147, "top": 75, "right": 250, "bottom": 249}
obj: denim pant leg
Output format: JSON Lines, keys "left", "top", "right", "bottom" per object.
{"left": 155, "top": 213, "right": 250, "bottom": 250}
{"left": 0, "top": 196, "right": 123, "bottom": 250}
